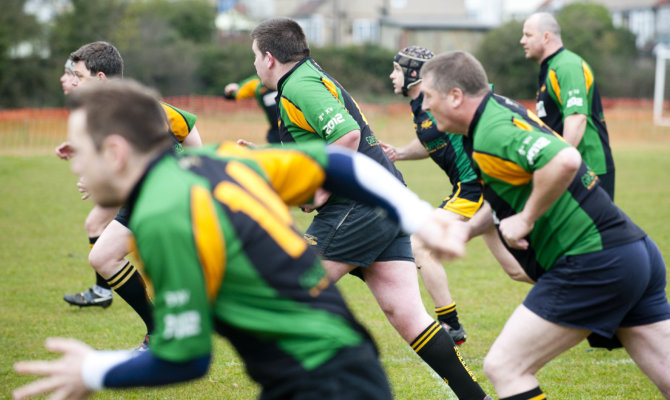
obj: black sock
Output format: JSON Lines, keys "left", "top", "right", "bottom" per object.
{"left": 107, "top": 262, "right": 154, "bottom": 334}
{"left": 411, "top": 321, "right": 486, "bottom": 399}
{"left": 435, "top": 302, "right": 460, "bottom": 330}
{"left": 500, "top": 386, "right": 545, "bottom": 400}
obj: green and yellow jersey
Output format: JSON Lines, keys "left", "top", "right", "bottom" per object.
{"left": 225, "top": 75, "right": 278, "bottom": 130}
{"left": 126, "top": 142, "right": 370, "bottom": 386}
{"left": 536, "top": 48, "right": 614, "bottom": 177}
{"left": 275, "top": 58, "right": 403, "bottom": 183}
{"left": 468, "top": 92, "right": 643, "bottom": 280}
{"left": 159, "top": 101, "right": 197, "bottom": 151}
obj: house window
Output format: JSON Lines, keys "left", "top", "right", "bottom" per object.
{"left": 297, "top": 16, "right": 324, "bottom": 47}
{"left": 352, "top": 19, "right": 379, "bottom": 44}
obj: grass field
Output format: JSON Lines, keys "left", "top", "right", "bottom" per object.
{"left": 1, "top": 102, "right": 669, "bottom": 399}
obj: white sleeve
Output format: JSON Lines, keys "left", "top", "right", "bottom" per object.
{"left": 81, "top": 350, "right": 135, "bottom": 390}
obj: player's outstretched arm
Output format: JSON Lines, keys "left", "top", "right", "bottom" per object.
{"left": 322, "top": 146, "right": 466, "bottom": 261}
{"left": 13, "top": 338, "right": 211, "bottom": 398}
{"left": 13, "top": 338, "right": 94, "bottom": 400}
{"left": 381, "top": 138, "right": 428, "bottom": 162}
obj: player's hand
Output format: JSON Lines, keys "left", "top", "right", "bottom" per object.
{"left": 300, "top": 188, "right": 331, "bottom": 213}
{"left": 55, "top": 142, "right": 75, "bottom": 160}
{"left": 498, "top": 213, "right": 533, "bottom": 250}
{"left": 13, "top": 337, "right": 94, "bottom": 400}
{"left": 77, "top": 177, "right": 90, "bottom": 200}
{"left": 380, "top": 142, "right": 398, "bottom": 162}
{"left": 414, "top": 208, "right": 468, "bottom": 261}
{"left": 236, "top": 139, "right": 257, "bottom": 149}
{"left": 224, "top": 83, "right": 239, "bottom": 97}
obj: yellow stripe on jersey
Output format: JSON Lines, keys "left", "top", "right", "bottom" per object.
{"left": 191, "top": 186, "right": 225, "bottom": 302}
{"left": 214, "top": 142, "right": 327, "bottom": 206}
{"left": 473, "top": 151, "right": 532, "bottom": 185}
{"left": 249, "top": 149, "right": 327, "bottom": 206}
{"left": 161, "top": 103, "right": 190, "bottom": 142}
{"left": 321, "top": 77, "right": 339, "bottom": 101}
{"left": 236, "top": 78, "right": 261, "bottom": 100}
{"left": 280, "top": 97, "right": 316, "bottom": 133}
{"left": 582, "top": 61, "right": 594, "bottom": 94}
{"left": 351, "top": 97, "right": 369, "bottom": 125}
{"left": 549, "top": 69, "right": 561, "bottom": 106}
{"left": 513, "top": 117, "right": 533, "bottom": 131}
{"left": 225, "top": 161, "right": 293, "bottom": 225}
{"left": 214, "top": 179, "right": 307, "bottom": 258}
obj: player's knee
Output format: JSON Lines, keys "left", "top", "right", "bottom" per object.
{"left": 88, "top": 248, "right": 105, "bottom": 272}
{"left": 483, "top": 349, "right": 509, "bottom": 384}
{"left": 88, "top": 245, "right": 119, "bottom": 273}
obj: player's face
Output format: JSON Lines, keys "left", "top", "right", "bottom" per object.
{"left": 520, "top": 19, "right": 544, "bottom": 61}
{"left": 60, "top": 69, "right": 78, "bottom": 95}
{"left": 420, "top": 75, "right": 453, "bottom": 133}
{"left": 72, "top": 61, "right": 97, "bottom": 87}
{"left": 67, "top": 110, "right": 121, "bottom": 207}
{"left": 389, "top": 63, "right": 404, "bottom": 94}
{"left": 252, "top": 40, "right": 275, "bottom": 90}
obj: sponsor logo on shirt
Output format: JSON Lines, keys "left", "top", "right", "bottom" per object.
{"left": 164, "top": 311, "right": 201, "bottom": 339}
{"left": 424, "top": 137, "right": 447, "bottom": 153}
{"left": 165, "top": 290, "right": 190, "bottom": 307}
{"left": 581, "top": 170, "right": 598, "bottom": 190}
{"left": 518, "top": 136, "right": 551, "bottom": 166}
{"left": 566, "top": 89, "right": 583, "bottom": 108}
{"left": 324, "top": 113, "right": 345, "bottom": 136}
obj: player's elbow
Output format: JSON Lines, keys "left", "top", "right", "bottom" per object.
{"left": 332, "top": 130, "right": 361, "bottom": 151}
{"left": 558, "top": 146, "right": 582, "bottom": 175}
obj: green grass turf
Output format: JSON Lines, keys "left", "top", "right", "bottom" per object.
{"left": 1, "top": 142, "right": 669, "bottom": 399}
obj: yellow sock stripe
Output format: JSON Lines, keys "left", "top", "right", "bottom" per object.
{"left": 107, "top": 262, "right": 136, "bottom": 290}
{"left": 529, "top": 394, "right": 546, "bottom": 400}
{"left": 411, "top": 322, "right": 441, "bottom": 352}
{"left": 435, "top": 302, "right": 456, "bottom": 315}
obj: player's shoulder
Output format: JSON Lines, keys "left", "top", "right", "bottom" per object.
{"left": 550, "top": 49, "right": 584, "bottom": 71}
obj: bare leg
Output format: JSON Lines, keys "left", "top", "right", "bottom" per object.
{"left": 618, "top": 320, "right": 670, "bottom": 398}
{"left": 413, "top": 235, "right": 454, "bottom": 308}
{"left": 483, "top": 304, "right": 589, "bottom": 397}
{"left": 84, "top": 205, "right": 119, "bottom": 238}
{"left": 88, "top": 220, "right": 131, "bottom": 278}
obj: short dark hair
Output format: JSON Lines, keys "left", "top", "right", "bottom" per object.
{"left": 70, "top": 41, "right": 124, "bottom": 78}
{"left": 251, "top": 18, "right": 310, "bottom": 63}
{"left": 421, "top": 51, "right": 489, "bottom": 96}
{"left": 67, "top": 79, "right": 172, "bottom": 153}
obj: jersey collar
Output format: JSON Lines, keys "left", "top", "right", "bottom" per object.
{"left": 276, "top": 57, "right": 311, "bottom": 95}
{"left": 124, "top": 148, "right": 175, "bottom": 221}
{"left": 468, "top": 90, "right": 493, "bottom": 139}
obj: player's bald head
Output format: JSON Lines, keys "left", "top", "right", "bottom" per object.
{"left": 526, "top": 12, "right": 561, "bottom": 38}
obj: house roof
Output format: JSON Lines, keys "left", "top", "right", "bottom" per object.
{"left": 291, "top": 0, "right": 329, "bottom": 18}
{"left": 380, "top": 16, "right": 495, "bottom": 31}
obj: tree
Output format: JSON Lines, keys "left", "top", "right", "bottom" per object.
{"left": 475, "top": 2, "right": 649, "bottom": 100}
{"left": 0, "top": 0, "right": 49, "bottom": 108}
{"left": 475, "top": 20, "right": 538, "bottom": 100}
{"left": 556, "top": 2, "right": 641, "bottom": 97}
